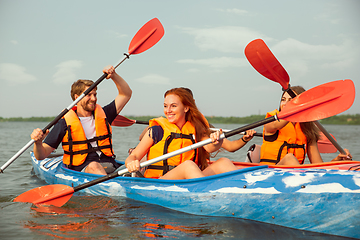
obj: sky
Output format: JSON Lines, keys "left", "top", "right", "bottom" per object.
{"left": 0, "top": 0, "right": 359, "bottom": 119}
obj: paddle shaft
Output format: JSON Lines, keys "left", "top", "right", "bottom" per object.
{"left": 0, "top": 56, "right": 131, "bottom": 173}
{"left": 210, "top": 128, "right": 262, "bottom": 137}
{"left": 285, "top": 88, "right": 346, "bottom": 155}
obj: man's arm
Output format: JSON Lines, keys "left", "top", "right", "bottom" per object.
{"left": 31, "top": 129, "right": 55, "bottom": 160}
{"left": 103, "top": 65, "right": 132, "bottom": 115}
{"left": 31, "top": 119, "right": 65, "bottom": 160}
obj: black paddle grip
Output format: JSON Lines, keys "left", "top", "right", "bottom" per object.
{"left": 286, "top": 87, "right": 297, "bottom": 98}
{"left": 135, "top": 120, "right": 149, "bottom": 125}
{"left": 83, "top": 73, "right": 107, "bottom": 96}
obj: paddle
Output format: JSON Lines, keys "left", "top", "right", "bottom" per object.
{"left": 111, "top": 115, "right": 149, "bottom": 127}
{"left": 114, "top": 116, "right": 338, "bottom": 154}
{"left": 13, "top": 79, "right": 355, "bottom": 207}
{"left": 1, "top": 18, "right": 164, "bottom": 173}
{"left": 244, "top": 38, "right": 349, "bottom": 155}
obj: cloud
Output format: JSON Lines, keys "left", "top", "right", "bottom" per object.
{"left": 186, "top": 68, "right": 200, "bottom": 73}
{"left": 313, "top": 3, "right": 342, "bottom": 24}
{"left": 178, "top": 57, "right": 247, "bottom": 69}
{"left": 181, "top": 26, "right": 271, "bottom": 53}
{"left": 216, "top": 8, "right": 250, "bottom": 15}
{"left": 273, "top": 38, "right": 346, "bottom": 61}
{"left": 135, "top": 74, "right": 170, "bottom": 85}
{"left": 10, "top": 40, "right": 18, "bottom": 45}
{"left": 270, "top": 38, "right": 359, "bottom": 79}
{"left": 106, "top": 30, "right": 128, "bottom": 39}
{"left": 52, "top": 60, "right": 83, "bottom": 85}
{"left": 0, "top": 63, "right": 37, "bottom": 85}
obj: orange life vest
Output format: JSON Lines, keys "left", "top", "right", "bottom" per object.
{"left": 260, "top": 109, "right": 307, "bottom": 165}
{"left": 144, "top": 117, "right": 198, "bottom": 178}
{"left": 62, "top": 104, "right": 114, "bottom": 166}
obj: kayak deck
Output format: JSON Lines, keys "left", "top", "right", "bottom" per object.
{"left": 229, "top": 160, "right": 360, "bottom": 171}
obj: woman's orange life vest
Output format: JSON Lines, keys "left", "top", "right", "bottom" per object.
{"left": 144, "top": 117, "right": 199, "bottom": 178}
{"left": 62, "top": 104, "right": 114, "bottom": 167}
{"left": 260, "top": 109, "right": 307, "bottom": 165}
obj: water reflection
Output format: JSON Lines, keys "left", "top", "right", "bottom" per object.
{"left": 24, "top": 196, "right": 120, "bottom": 239}
{"left": 21, "top": 195, "right": 349, "bottom": 240}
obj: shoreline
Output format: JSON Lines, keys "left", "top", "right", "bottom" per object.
{"left": 1, "top": 114, "right": 359, "bottom": 125}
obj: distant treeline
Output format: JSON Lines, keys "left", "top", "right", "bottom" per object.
{"left": 318, "top": 114, "right": 360, "bottom": 125}
{"left": 0, "top": 116, "right": 55, "bottom": 122}
{"left": 1, "top": 114, "right": 359, "bottom": 125}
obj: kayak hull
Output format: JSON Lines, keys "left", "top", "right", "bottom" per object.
{"left": 30, "top": 152, "right": 360, "bottom": 238}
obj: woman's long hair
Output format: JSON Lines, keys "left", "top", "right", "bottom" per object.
{"left": 280, "top": 86, "right": 320, "bottom": 144}
{"left": 164, "top": 88, "right": 210, "bottom": 170}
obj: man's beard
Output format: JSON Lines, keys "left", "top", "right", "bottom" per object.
{"left": 80, "top": 101, "right": 96, "bottom": 112}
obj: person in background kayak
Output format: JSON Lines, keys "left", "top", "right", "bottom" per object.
{"left": 125, "top": 87, "right": 252, "bottom": 179}
{"left": 260, "top": 86, "right": 352, "bottom": 165}
{"left": 30, "top": 65, "right": 132, "bottom": 175}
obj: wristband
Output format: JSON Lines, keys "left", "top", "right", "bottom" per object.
{"left": 241, "top": 137, "right": 249, "bottom": 143}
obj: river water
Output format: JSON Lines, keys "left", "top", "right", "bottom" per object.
{"left": 0, "top": 122, "right": 359, "bottom": 239}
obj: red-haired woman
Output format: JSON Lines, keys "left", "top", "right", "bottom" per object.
{"left": 125, "top": 87, "right": 242, "bottom": 179}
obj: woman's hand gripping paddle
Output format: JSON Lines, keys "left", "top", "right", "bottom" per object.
{"left": 244, "top": 39, "right": 351, "bottom": 155}
{"left": 13, "top": 80, "right": 355, "bottom": 207}
{"left": 1, "top": 18, "right": 164, "bottom": 173}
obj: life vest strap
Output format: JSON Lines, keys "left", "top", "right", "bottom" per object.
{"left": 146, "top": 164, "right": 177, "bottom": 172}
{"left": 159, "top": 132, "right": 197, "bottom": 175}
{"left": 62, "top": 134, "right": 111, "bottom": 146}
{"left": 63, "top": 144, "right": 113, "bottom": 156}
{"left": 104, "top": 120, "right": 115, "bottom": 156}
{"left": 276, "top": 141, "right": 305, "bottom": 164}
{"left": 67, "top": 125, "right": 74, "bottom": 167}
{"left": 259, "top": 159, "right": 278, "bottom": 164}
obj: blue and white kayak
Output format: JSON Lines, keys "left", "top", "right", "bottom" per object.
{"left": 30, "top": 152, "right": 360, "bottom": 239}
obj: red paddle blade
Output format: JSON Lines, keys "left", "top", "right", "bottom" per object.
{"left": 245, "top": 39, "right": 290, "bottom": 90}
{"left": 318, "top": 132, "right": 338, "bottom": 153}
{"left": 14, "top": 184, "right": 74, "bottom": 207}
{"left": 128, "top": 18, "right": 164, "bottom": 55}
{"left": 111, "top": 115, "right": 135, "bottom": 127}
{"left": 278, "top": 79, "right": 355, "bottom": 122}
